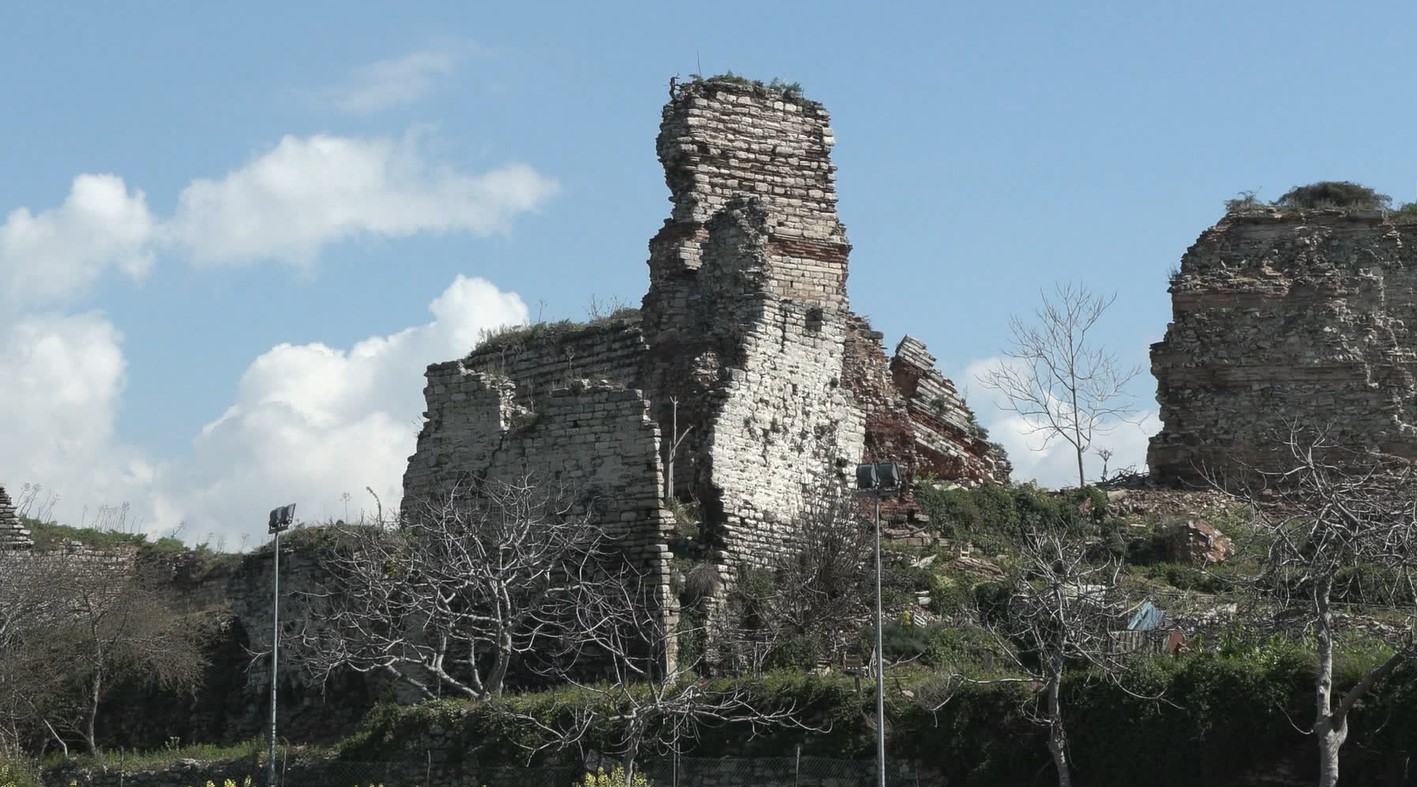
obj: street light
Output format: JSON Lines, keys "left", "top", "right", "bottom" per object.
{"left": 266, "top": 503, "right": 295, "bottom": 787}
{"left": 855, "top": 462, "right": 899, "bottom": 787}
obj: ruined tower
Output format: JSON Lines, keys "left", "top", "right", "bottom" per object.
{"left": 401, "top": 77, "right": 1008, "bottom": 615}
{"left": 1149, "top": 207, "right": 1417, "bottom": 484}
{"left": 0, "top": 485, "right": 33, "bottom": 550}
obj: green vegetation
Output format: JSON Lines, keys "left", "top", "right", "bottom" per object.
{"left": 474, "top": 307, "right": 640, "bottom": 355}
{"left": 0, "top": 761, "right": 41, "bottom": 787}
{"left": 688, "top": 72, "right": 805, "bottom": 101}
{"left": 1276, "top": 180, "right": 1390, "bottom": 210}
{"left": 1224, "top": 180, "right": 1417, "bottom": 220}
{"left": 577, "top": 766, "right": 653, "bottom": 787}
{"left": 916, "top": 482, "right": 1106, "bottom": 553}
{"left": 320, "top": 646, "right": 1417, "bottom": 786}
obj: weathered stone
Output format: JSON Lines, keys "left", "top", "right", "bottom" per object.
{"left": 1150, "top": 208, "right": 1417, "bottom": 483}
{"left": 0, "top": 485, "right": 33, "bottom": 550}
{"left": 1158, "top": 520, "right": 1234, "bottom": 566}
{"left": 402, "top": 77, "right": 1005, "bottom": 639}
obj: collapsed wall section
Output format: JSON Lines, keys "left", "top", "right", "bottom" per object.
{"left": 402, "top": 364, "right": 677, "bottom": 649}
{"left": 461, "top": 315, "right": 646, "bottom": 406}
{"left": 1149, "top": 209, "right": 1417, "bottom": 484}
{"left": 891, "top": 336, "right": 1010, "bottom": 484}
{"left": 0, "top": 485, "right": 32, "bottom": 549}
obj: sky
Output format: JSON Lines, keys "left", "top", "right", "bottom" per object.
{"left": 3, "top": 1, "right": 1416, "bottom": 546}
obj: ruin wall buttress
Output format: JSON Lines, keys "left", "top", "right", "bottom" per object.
{"left": 402, "top": 366, "right": 677, "bottom": 650}
{"left": 1149, "top": 209, "right": 1417, "bottom": 484}
{"left": 0, "top": 485, "right": 33, "bottom": 549}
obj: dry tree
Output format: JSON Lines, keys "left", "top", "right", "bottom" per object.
{"left": 292, "top": 475, "right": 610, "bottom": 701}
{"left": 1218, "top": 426, "right": 1417, "bottom": 787}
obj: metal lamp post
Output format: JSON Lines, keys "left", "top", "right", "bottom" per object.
{"left": 855, "top": 462, "right": 899, "bottom": 787}
{"left": 266, "top": 503, "right": 295, "bottom": 787}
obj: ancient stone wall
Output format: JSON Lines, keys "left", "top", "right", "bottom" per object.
{"left": 462, "top": 316, "right": 646, "bottom": 406}
{"left": 891, "top": 336, "right": 1010, "bottom": 485}
{"left": 403, "top": 368, "right": 677, "bottom": 649}
{"left": 1149, "top": 209, "right": 1417, "bottom": 484}
{"left": 0, "top": 485, "right": 33, "bottom": 549}
{"left": 403, "top": 77, "right": 1005, "bottom": 639}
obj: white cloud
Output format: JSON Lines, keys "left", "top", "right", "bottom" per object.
{"left": 324, "top": 47, "right": 465, "bottom": 114}
{"left": 0, "top": 174, "right": 155, "bottom": 304}
{"left": 158, "top": 275, "right": 528, "bottom": 543}
{"left": 964, "top": 357, "right": 1159, "bottom": 488}
{"left": 165, "top": 134, "right": 558, "bottom": 266}
{"left": 0, "top": 311, "right": 157, "bottom": 531}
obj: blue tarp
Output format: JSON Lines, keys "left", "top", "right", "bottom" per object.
{"left": 1127, "top": 601, "right": 1167, "bottom": 631}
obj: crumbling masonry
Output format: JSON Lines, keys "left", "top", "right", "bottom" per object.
{"left": 1150, "top": 208, "right": 1417, "bottom": 484}
{"left": 402, "top": 78, "right": 1008, "bottom": 633}
{"left": 0, "top": 485, "right": 33, "bottom": 550}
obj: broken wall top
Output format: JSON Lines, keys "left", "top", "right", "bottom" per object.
{"left": 0, "top": 485, "right": 33, "bottom": 550}
{"left": 1149, "top": 206, "right": 1417, "bottom": 484}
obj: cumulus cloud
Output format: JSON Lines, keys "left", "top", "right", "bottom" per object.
{"left": 159, "top": 275, "right": 528, "bottom": 542}
{"left": 963, "top": 357, "right": 1159, "bottom": 487}
{"left": 0, "top": 123, "right": 549, "bottom": 545}
{"left": 323, "top": 46, "right": 465, "bottom": 114}
{"left": 0, "top": 174, "right": 155, "bottom": 304}
{"left": 165, "top": 134, "right": 557, "bottom": 266}
{"left": 0, "top": 311, "right": 157, "bottom": 530}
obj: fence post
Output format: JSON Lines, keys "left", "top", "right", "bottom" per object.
{"left": 794, "top": 745, "right": 801, "bottom": 787}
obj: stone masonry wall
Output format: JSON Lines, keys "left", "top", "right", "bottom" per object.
{"left": 404, "top": 77, "right": 1006, "bottom": 647}
{"left": 402, "top": 368, "right": 677, "bottom": 647}
{"left": 892, "top": 336, "right": 1010, "bottom": 485}
{"left": 639, "top": 81, "right": 864, "bottom": 579}
{"left": 0, "top": 484, "right": 33, "bottom": 549}
{"left": 462, "top": 317, "right": 646, "bottom": 407}
{"left": 1149, "top": 209, "right": 1417, "bottom": 484}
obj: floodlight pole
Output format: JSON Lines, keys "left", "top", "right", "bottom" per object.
{"left": 872, "top": 486, "right": 886, "bottom": 787}
{"left": 267, "top": 526, "right": 280, "bottom": 787}
{"left": 856, "top": 462, "right": 898, "bottom": 787}
{"left": 266, "top": 504, "right": 294, "bottom": 787}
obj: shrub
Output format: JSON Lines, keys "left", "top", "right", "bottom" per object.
{"left": 0, "top": 762, "right": 41, "bottom": 787}
{"left": 767, "top": 635, "right": 820, "bottom": 671}
{"left": 577, "top": 766, "right": 653, "bottom": 787}
{"left": 916, "top": 483, "right": 1106, "bottom": 553}
{"left": 1275, "top": 181, "right": 1390, "bottom": 210}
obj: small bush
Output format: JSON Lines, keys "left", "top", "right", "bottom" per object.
{"left": 0, "top": 761, "right": 41, "bottom": 787}
{"left": 1275, "top": 181, "right": 1390, "bottom": 210}
{"left": 577, "top": 766, "right": 653, "bottom": 787}
{"left": 916, "top": 483, "right": 1106, "bottom": 553}
{"left": 767, "top": 635, "right": 821, "bottom": 671}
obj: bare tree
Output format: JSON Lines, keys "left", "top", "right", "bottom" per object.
{"left": 294, "top": 476, "right": 610, "bottom": 701}
{"left": 1225, "top": 428, "right": 1417, "bottom": 787}
{"left": 979, "top": 283, "right": 1139, "bottom": 488}
{"left": 0, "top": 549, "right": 204, "bottom": 756}
{"left": 961, "top": 526, "right": 1136, "bottom": 787}
{"left": 516, "top": 564, "right": 815, "bottom": 787}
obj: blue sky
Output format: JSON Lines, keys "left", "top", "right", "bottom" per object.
{"left": 2, "top": 1, "right": 1414, "bottom": 544}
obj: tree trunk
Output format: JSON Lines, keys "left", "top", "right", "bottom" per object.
{"left": 84, "top": 670, "right": 102, "bottom": 755}
{"left": 1315, "top": 588, "right": 1342, "bottom": 787}
{"left": 1045, "top": 670, "right": 1071, "bottom": 787}
{"left": 622, "top": 732, "right": 642, "bottom": 787}
{"left": 1316, "top": 717, "right": 1347, "bottom": 787}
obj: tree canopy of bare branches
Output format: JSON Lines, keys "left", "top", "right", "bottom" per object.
{"left": 516, "top": 563, "right": 816, "bottom": 787}
{"left": 0, "top": 549, "right": 204, "bottom": 757}
{"left": 1227, "top": 428, "right": 1417, "bottom": 787}
{"left": 965, "top": 526, "right": 1137, "bottom": 787}
{"left": 294, "top": 476, "right": 614, "bottom": 702}
{"left": 979, "top": 283, "right": 1139, "bottom": 488}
